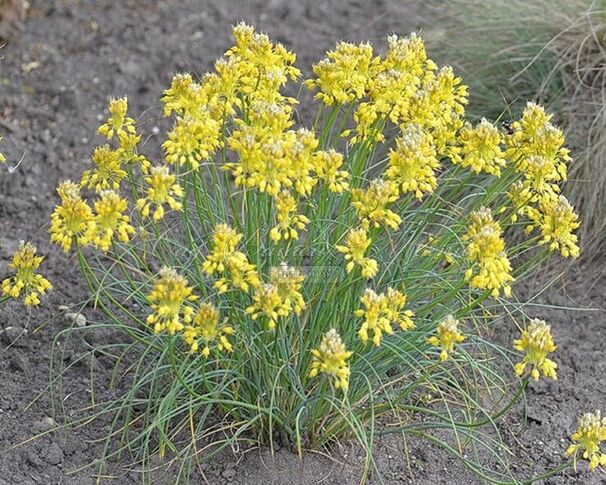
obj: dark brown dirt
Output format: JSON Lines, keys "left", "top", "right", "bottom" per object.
{"left": 0, "top": 1, "right": 604, "bottom": 484}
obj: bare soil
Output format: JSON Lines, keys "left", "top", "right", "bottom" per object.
{"left": 0, "top": 1, "right": 604, "bottom": 484}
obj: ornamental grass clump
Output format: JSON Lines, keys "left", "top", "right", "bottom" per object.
{"left": 49, "top": 23, "right": 598, "bottom": 482}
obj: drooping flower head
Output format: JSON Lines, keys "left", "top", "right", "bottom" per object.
{"left": 182, "top": 302, "right": 234, "bottom": 357}
{"left": 98, "top": 97, "right": 136, "bottom": 139}
{"left": 427, "top": 314, "right": 465, "bottom": 361}
{"left": 351, "top": 179, "right": 401, "bottom": 230}
{"left": 245, "top": 283, "right": 288, "bottom": 330}
{"left": 513, "top": 318, "right": 557, "bottom": 381}
{"left": 269, "top": 190, "right": 309, "bottom": 243}
{"left": 81, "top": 145, "right": 127, "bottom": 193}
{"left": 386, "top": 123, "right": 440, "bottom": 199}
{"left": 463, "top": 207, "right": 514, "bottom": 298}
{"left": 532, "top": 195, "right": 580, "bottom": 258}
{"left": 312, "top": 149, "right": 350, "bottom": 193}
{"left": 269, "top": 262, "right": 306, "bottom": 315}
{"left": 457, "top": 118, "right": 506, "bottom": 176}
{"left": 566, "top": 411, "right": 606, "bottom": 470}
{"left": 50, "top": 181, "right": 96, "bottom": 252}
{"left": 146, "top": 267, "right": 197, "bottom": 335}
{"left": 136, "top": 165, "right": 183, "bottom": 221}
{"left": 336, "top": 228, "right": 378, "bottom": 279}
{"left": 92, "top": 190, "right": 136, "bottom": 251}
{"left": 309, "top": 329, "right": 353, "bottom": 392}
{"left": 1, "top": 242, "right": 52, "bottom": 307}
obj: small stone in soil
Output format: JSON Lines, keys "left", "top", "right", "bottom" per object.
{"left": 65, "top": 312, "right": 86, "bottom": 327}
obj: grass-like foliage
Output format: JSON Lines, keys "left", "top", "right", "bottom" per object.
{"left": 428, "top": 0, "right": 606, "bottom": 256}
{"left": 41, "top": 23, "right": 601, "bottom": 484}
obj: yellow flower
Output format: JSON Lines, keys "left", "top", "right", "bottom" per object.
{"left": 1, "top": 241, "right": 52, "bottom": 306}
{"left": 354, "top": 287, "right": 415, "bottom": 346}
{"left": 98, "top": 97, "right": 136, "bottom": 139}
{"left": 136, "top": 165, "right": 183, "bottom": 220}
{"left": 336, "top": 228, "right": 378, "bottom": 279}
{"left": 50, "top": 181, "right": 96, "bottom": 252}
{"left": 427, "top": 314, "right": 465, "bottom": 361}
{"left": 162, "top": 112, "right": 222, "bottom": 169}
{"left": 386, "top": 123, "right": 439, "bottom": 199}
{"left": 201, "top": 224, "right": 259, "bottom": 293}
{"left": 117, "top": 131, "right": 151, "bottom": 172}
{"left": 81, "top": 145, "right": 127, "bottom": 193}
{"left": 513, "top": 318, "right": 557, "bottom": 381}
{"left": 92, "top": 190, "right": 136, "bottom": 251}
{"left": 305, "top": 41, "right": 375, "bottom": 105}
{"left": 269, "top": 190, "right": 309, "bottom": 242}
{"left": 161, "top": 73, "right": 204, "bottom": 117}
{"left": 463, "top": 207, "right": 514, "bottom": 298}
{"left": 245, "top": 283, "right": 288, "bottom": 330}
{"left": 312, "top": 149, "right": 350, "bottom": 193}
{"left": 269, "top": 262, "right": 306, "bottom": 315}
{"left": 309, "top": 328, "right": 353, "bottom": 392}
{"left": 351, "top": 179, "right": 401, "bottom": 230}
{"left": 532, "top": 195, "right": 580, "bottom": 258}
{"left": 183, "top": 302, "right": 234, "bottom": 357}
{"left": 457, "top": 118, "right": 506, "bottom": 176}
{"left": 146, "top": 267, "right": 197, "bottom": 335}
{"left": 566, "top": 411, "right": 606, "bottom": 470}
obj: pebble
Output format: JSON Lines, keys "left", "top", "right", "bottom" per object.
{"left": 65, "top": 312, "right": 87, "bottom": 327}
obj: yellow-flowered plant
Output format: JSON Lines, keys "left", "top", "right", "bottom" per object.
{"left": 47, "top": 23, "right": 585, "bottom": 484}
{"left": 566, "top": 411, "right": 606, "bottom": 470}
{"left": 514, "top": 318, "right": 557, "bottom": 381}
{"left": 427, "top": 314, "right": 465, "bottom": 361}
{"left": 1, "top": 242, "right": 52, "bottom": 306}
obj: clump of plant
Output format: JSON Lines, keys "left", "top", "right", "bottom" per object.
{"left": 47, "top": 23, "right": 603, "bottom": 483}
{"left": 427, "top": 0, "right": 606, "bottom": 256}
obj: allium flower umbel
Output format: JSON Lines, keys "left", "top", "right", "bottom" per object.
{"left": 351, "top": 179, "right": 401, "bottom": 230}
{"left": 245, "top": 283, "right": 288, "bottom": 330}
{"left": 532, "top": 195, "right": 580, "bottom": 258}
{"left": 202, "top": 224, "right": 260, "bottom": 293}
{"left": 50, "top": 181, "right": 96, "bottom": 252}
{"left": 387, "top": 123, "right": 440, "bottom": 199}
{"left": 98, "top": 97, "right": 136, "bottom": 139}
{"left": 1, "top": 242, "right": 52, "bottom": 306}
{"left": 269, "top": 263, "right": 306, "bottom": 315}
{"left": 355, "top": 288, "right": 415, "bottom": 346}
{"left": 269, "top": 190, "right": 310, "bottom": 242}
{"left": 312, "top": 149, "right": 350, "bottom": 193}
{"left": 566, "top": 411, "right": 606, "bottom": 470}
{"left": 336, "top": 228, "right": 378, "bottom": 279}
{"left": 464, "top": 207, "right": 514, "bottom": 298}
{"left": 427, "top": 315, "right": 465, "bottom": 361}
{"left": 136, "top": 165, "right": 184, "bottom": 221}
{"left": 183, "top": 302, "right": 234, "bottom": 357}
{"left": 513, "top": 318, "right": 557, "bottom": 381}
{"left": 309, "top": 329, "right": 353, "bottom": 392}
{"left": 457, "top": 118, "right": 506, "bottom": 176}
{"left": 81, "top": 145, "right": 127, "bottom": 193}
{"left": 93, "top": 190, "right": 136, "bottom": 251}
{"left": 146, "top": 267, "right": 197, "bottom": 335}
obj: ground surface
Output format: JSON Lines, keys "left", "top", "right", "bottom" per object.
{"left": 0, "top": 1, "right": 604, "bottom": 484}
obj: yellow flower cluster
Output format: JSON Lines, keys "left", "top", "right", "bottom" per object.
{"left": 386, "top": 123, "right": 439, "bottom": 199}
{"left": 427, "top": 314, "right": 465, "bottom": 361}
{"left": 1, "top": 242, "right": 52, "bottom": 306}
{"left": 504, "top": 102, "right": 579, "bottom": 257}
{"left": 98, "top": 97, "right": 136, "bottom": 139}
{"left": 566, "top": 411, "right": 606, "bottom": 470}
{"left": 246, "top": 263, "right": 305, "bottom": 329}
{"left": 456, "top": 118, "right": 506, "bottom": 176}
{"left": 312, "top": 149, "right": 350, "bottom": 193}
{"left": 146, "top": 267, "right": 197, "bottom": 335}
{"left": 351, "top": 179, "right": 401, "bottom": 230}
{"left": 355, "top": 287, "right": 415, "bottom": 346}
{"left": 513, "top": 318, "right": 557, "bottom": 381}
{"left": 336, "top": 228, "right": 378, "bottom": 279}
{"left": 136, "top": 165, "right": 184, "bottom": 221}
{"left": 269, "top": 190, "right": 309, "bottom": 242}
{"left": 93, "top": 190, "right": 135, "bottom": 251}
{"left": 81, "top": 145, "right": 127, "bottom": 193}
{"left": 309, "top": 328, "right": 353, "bottom": 392}
{"left": 50, "top": 181, "right": 96, "bottom": 252}
{"left": 464, "top": 207, "right": 514, "bottom": 297}
{"left": 183, "top": 302, "right": 234, "bottom": 357}
{"left": 201, "top": 224, "right": 260, "bottom": 293}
